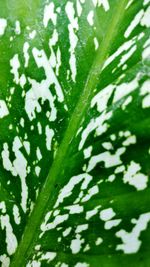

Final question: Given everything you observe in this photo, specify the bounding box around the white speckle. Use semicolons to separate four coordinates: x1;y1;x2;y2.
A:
45;126;54;151
123;161;148;190
0;254;10;267
36;147;42;161
102;142;113;150
81;185;99;202
64;204;83;214
107;174;116;182
74;263;89;267
105;219;121;230
118;45;137;67
86;205;101;220
35;166;41;177
122;135;136;146
29;30;37;39
0;214;18;255
141;6;150;27
10;54;20;84
63;227;72;237
140;80;150;108
43;2;57;27
23;141;30;155
23;42;30;68
95;237;103;245
0;100;9;118
37;122;42;135
94;37;99;50
84;146;92;159
54;173;92;208
75;224;88;233
15;20;21;35
122;95;132;110
144;0;150;5
0;202;6;213
100;208;116;221
0;18;7;36
115;165;125;174
65;2;78;82
87;147;126;172
124;10;144;38
79;111;112;150
41;214;69;234
116;212;150;253
40;252;56;263
87;11;94;26
70;234;84;254
13;205;21;225
25;48;64;121
76;0;83;17
92;0;110;11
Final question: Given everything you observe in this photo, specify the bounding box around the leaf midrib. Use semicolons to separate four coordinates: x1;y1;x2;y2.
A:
10;1;128;266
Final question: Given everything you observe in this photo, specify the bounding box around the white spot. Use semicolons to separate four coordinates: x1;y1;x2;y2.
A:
91;85;114;113
86;206;101;220
35;166;41;177
87;147;126;172
116;212;150;254
124;10;144;38
122;95;132;110
94;37;99;50
64;204;83;214
23;141;30;155
81;185;99;202
36;147;42;161
43;2;57;27
118;45;137;67
0;18;7;36
40;252;56;263
23;42;30;68
29;30;37;39
100;208;116;221
92;0;110;11
10;54;20;84
141;6;150;27
102;142;113;150
95;237;103;245
87;11;94;26
45;126;54;151
84;146;92;159
105;219;121;230
41;214;69;233
0;254;10;267
70;234;84;254
74;263;89;267
122;135;136;146
75;224;88;233
65;2;78;82
13;205;21;225
63;227;72;237
54;173;92;208
0;100;9;118
15;20;21;35
123;161;148;190
0;214;18;255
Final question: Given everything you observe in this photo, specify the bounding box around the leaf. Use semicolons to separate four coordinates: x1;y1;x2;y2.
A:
0;0;150;266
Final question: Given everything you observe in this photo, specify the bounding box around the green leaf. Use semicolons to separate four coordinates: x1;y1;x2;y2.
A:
0;0;150;266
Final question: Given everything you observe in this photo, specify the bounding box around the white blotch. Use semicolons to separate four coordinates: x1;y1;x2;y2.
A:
0;214;18;255
74;263;89;267
140;80;150;108
54;173;92;208
40;252;56;263
63;227;72;237
23;42;30;68
118;45;136;67
13;205;21;225
65;2;78;82
91;84;114;113
105;219;121;230
35;166;41;177
64;204;83;214
15;20;21;35
115;165;125;174
116;212;150;253
0;18;7;36
102;142;113;150
122;95;132;110
23;141;30;155
86;205;101;220
75;224;88;233
43;2;57;27
95;237;103;245
81;185;99;202
87;147;126;172
36;147;42;161
107;174;116;182
84;146;92;159
79;111;112;150
92;0;110;11
123;161;148;190
122;135;136;146
45;126;54;151
124;10;144;38
87;11;94;26
94;37;99;50
10;54;20;84
29;30;37;39
141;6;150;27
0;254;10;267
76;0;83;17
0;202;6;213
70;234;84;254
144;0;150;5
100;208;116;221
0;100;9;118
41;213;69;234
25;48;64;121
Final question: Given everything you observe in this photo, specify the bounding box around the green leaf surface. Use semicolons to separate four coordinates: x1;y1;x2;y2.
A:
0;0;150;266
